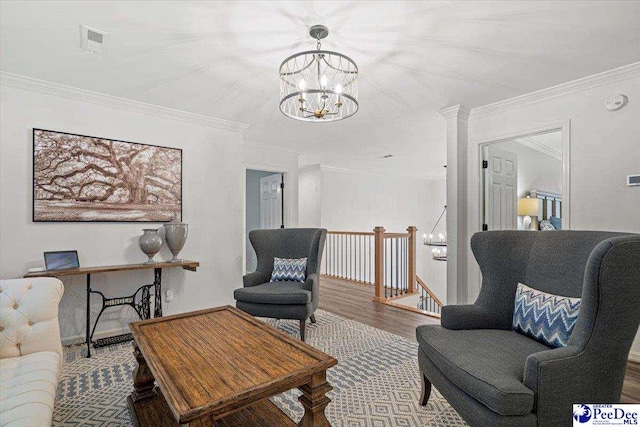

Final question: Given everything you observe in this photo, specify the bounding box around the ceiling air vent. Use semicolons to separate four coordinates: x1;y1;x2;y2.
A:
80;25;109;54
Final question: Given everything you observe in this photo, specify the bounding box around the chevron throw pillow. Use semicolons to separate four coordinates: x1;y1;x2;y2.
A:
512;283;581;348
271;257;307;283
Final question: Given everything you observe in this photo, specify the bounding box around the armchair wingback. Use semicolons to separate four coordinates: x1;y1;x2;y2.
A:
235;228;327;341
417;231;640;427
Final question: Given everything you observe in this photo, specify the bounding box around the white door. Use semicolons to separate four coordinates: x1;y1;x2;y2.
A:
484;146;518;230
260;173;283;229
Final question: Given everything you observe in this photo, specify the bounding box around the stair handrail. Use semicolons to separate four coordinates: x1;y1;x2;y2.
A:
416;275;444;308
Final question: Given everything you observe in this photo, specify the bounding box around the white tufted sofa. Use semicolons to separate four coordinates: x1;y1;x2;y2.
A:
0;278;64;427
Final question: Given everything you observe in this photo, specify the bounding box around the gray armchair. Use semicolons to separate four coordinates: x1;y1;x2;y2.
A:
417;231;640;427
234;228;327;341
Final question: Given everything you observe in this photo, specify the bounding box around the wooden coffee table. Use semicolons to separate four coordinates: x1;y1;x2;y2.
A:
127;305;338;427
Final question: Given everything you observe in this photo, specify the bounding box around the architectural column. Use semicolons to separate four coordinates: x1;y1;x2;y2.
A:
439;105;470;305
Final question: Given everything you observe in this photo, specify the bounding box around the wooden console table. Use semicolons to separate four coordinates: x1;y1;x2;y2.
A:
24;260;199;358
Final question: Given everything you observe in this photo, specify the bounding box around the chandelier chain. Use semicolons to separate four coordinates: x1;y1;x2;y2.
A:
430;206;447;235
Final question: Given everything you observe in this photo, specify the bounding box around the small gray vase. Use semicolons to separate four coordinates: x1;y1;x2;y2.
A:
164;213;188;263
139;229;162;264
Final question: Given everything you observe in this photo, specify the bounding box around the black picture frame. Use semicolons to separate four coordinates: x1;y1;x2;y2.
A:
32;128;183;223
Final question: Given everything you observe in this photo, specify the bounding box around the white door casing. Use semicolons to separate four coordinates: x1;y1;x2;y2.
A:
260;173;283;229
484;146;518;230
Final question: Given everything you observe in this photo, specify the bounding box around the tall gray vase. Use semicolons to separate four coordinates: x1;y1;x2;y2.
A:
139;229;162;264
164;214;188;263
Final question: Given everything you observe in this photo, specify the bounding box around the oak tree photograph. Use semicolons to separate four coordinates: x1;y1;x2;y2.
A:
33;129;182;222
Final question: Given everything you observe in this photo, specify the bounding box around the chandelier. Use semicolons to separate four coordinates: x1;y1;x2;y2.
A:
423;205;447;261
279;25;359;122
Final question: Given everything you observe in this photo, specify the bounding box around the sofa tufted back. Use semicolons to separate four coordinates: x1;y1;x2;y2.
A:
0;277;64;359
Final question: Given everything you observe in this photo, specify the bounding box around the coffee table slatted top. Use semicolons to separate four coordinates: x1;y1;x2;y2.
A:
129;306;337;424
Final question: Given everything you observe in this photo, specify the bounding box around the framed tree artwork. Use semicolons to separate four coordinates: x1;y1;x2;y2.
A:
33;129;182;222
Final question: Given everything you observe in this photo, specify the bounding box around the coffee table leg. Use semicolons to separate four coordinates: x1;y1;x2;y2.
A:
131;341;157;402
298;371;333;427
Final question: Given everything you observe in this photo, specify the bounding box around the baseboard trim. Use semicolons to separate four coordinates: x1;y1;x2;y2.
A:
61;326;130;347
629;351;640;364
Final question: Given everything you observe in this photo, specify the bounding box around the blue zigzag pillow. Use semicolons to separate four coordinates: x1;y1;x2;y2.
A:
512;283;581;348
271;257;307;283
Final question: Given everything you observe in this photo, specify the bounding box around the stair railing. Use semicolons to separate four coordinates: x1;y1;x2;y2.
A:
321;231;375;285
321;226;417;297
416;276;443;317
321;225;442;317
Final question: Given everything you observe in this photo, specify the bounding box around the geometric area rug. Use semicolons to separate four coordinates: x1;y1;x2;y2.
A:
53;309;467;426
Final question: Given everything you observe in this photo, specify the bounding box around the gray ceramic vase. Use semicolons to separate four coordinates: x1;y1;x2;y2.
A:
139;229;163;264
164;214;188;263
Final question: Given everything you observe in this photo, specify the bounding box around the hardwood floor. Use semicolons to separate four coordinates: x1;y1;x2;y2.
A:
318;275;640;404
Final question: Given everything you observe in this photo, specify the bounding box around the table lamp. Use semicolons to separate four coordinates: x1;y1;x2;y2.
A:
517;196;540;230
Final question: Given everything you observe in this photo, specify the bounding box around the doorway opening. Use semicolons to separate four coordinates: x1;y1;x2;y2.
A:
245;169;285;272
481;129;567;231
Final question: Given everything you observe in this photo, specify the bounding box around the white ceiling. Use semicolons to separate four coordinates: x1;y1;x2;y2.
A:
2;1;639;179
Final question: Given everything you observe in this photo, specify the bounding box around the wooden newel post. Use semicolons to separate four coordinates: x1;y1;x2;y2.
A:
407;226;417;293
373;226;385;301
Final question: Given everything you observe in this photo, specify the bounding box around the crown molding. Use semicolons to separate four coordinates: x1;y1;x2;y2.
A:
470;62;640;119
439;104;471;120
318;164;445;181
0;72;250;133
298;164;322;174
515;136;562;161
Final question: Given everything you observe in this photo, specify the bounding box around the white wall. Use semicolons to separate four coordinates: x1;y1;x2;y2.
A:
464;65;640;360
301;166;447;302
245;169;276;272
298;165;322;228
0;77;300;343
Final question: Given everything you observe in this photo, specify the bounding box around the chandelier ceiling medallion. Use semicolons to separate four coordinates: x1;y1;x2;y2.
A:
279;25;359;122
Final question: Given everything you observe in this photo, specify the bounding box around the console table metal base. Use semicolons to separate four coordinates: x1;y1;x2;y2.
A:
93;332;134;348
86;269;162;358
22;260;200;359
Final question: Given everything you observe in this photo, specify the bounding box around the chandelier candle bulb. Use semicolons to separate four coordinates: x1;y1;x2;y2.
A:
439;233;444;243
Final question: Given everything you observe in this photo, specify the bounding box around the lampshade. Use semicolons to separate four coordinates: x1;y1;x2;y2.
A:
517;197;540;216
